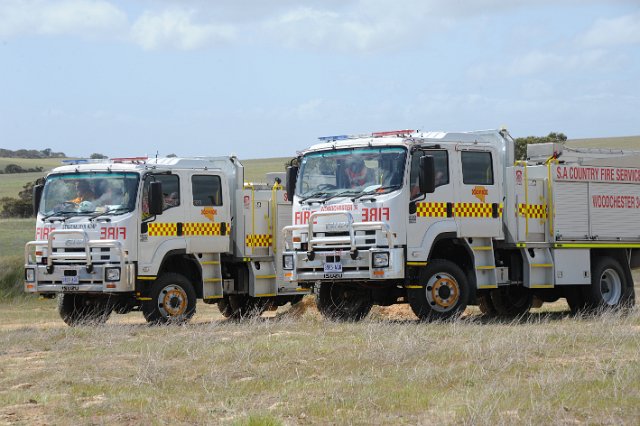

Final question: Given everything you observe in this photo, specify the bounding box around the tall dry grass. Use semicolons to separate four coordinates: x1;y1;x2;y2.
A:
1;296;638;425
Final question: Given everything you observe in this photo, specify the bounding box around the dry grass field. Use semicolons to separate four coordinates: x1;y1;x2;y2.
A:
1;296;639;425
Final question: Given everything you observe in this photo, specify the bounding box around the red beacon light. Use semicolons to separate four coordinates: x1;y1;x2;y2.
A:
110;156;148;164
371;129;416;137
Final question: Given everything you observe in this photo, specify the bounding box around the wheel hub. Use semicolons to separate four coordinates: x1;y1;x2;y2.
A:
159;285;187;317
427;274;460;311
599;268;622;306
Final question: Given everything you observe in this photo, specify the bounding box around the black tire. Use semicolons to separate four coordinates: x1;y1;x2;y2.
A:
407;260;469;321
217;296;234;318
142;273;196;324
227;294;268;319
316;283;372;321
489;286;533;317
58;294;112;326
564;285;588;314
583;256;634;311
477;291;497;316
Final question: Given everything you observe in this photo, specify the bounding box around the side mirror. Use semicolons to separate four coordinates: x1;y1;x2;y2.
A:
149;181;164;216
419;156;436;194
286;166;298;203
33;184;44;216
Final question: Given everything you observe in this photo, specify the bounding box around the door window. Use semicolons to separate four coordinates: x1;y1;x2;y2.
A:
461;151;493;185
192;175;222;206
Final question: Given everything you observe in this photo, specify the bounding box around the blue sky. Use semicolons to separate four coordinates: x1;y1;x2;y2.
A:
1;0;639;159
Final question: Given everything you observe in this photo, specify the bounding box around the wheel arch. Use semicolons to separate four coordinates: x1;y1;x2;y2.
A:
590;248;635;302
158;250;203;299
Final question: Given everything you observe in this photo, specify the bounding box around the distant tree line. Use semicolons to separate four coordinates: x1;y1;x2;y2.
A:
0;164;44;174
0;180;41;218
514;132;567;160
0;148;66;158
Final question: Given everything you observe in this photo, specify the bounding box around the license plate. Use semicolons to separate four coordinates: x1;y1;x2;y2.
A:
62;276;79;284
61;285;79;292
324;262;343;279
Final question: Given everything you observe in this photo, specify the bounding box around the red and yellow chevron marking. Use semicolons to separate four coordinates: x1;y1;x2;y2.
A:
184;222;228;236
416;202;447;217
148;222;177;236
518;204;547;219
246;234;272;247
454;202;496;218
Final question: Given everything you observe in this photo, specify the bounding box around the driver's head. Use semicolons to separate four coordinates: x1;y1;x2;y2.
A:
75;180;91;194
346;158;365;174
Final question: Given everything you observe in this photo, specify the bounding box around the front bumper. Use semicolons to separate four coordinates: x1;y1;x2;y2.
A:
283;247;405;283
24;263;136;294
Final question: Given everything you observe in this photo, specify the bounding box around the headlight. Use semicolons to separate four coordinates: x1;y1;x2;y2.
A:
372;252;389;268
105;267;121;282
283;254;294;270
25;268;35;282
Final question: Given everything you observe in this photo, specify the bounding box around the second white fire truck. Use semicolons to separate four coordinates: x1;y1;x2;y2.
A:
282;129;639;320
24;156;308;325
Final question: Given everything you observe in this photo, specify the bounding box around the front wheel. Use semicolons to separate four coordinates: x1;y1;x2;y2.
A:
316;283;372;321
407;260;469;321
142;273;196;324
58;294;112;326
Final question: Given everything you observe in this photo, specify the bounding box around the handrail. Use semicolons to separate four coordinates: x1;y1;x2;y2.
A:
282;210;395;252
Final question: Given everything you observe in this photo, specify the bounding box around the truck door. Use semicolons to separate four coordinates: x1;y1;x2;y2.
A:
407;148;457;258
184;173;231;254
454;148;502;237
139;173;185;268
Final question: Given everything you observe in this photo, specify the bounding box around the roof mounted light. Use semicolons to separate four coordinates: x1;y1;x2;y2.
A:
110;156;148;164
371;129;416;137
318;135;349;142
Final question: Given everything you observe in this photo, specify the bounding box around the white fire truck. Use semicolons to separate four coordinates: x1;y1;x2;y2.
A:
24;156;308;325
282;129;639;320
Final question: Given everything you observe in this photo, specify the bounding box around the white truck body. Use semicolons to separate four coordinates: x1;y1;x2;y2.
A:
282;130;639;320
24;156;308;324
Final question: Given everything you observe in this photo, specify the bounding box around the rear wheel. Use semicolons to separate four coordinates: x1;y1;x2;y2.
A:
489;286;533;316
142;273;196;324
583;257;634;311
316;283;372;321
217;296;234;318
58;294;112;326
407;260;469;321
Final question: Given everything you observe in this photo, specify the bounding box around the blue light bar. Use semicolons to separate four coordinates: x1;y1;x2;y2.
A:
318;135;349;142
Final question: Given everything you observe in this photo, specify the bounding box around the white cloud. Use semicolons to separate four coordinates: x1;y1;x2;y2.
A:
130;8;236;50
508;49;614;76
0;0;127;38
581;12;640;47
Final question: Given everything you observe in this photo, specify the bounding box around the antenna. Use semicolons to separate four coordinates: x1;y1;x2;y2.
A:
155;150;159;160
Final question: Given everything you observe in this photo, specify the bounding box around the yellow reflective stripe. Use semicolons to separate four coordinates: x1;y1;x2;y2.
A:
246;234;273;247
201;261;220;265
478;285;498;289
531;264;553;268
254;293;276;297
529;284;554;289
405;285;423;289
203;295;223;300
295;287;308;292
255;275;276;279
406;261;427;266
137;297;152;301
472;246;492;251
518;203;547;219
203;278;222;283
555;243;640;249
137;276;156;281
476;266;495;270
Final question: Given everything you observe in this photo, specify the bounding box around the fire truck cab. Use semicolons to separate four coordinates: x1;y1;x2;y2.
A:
25;156;308;325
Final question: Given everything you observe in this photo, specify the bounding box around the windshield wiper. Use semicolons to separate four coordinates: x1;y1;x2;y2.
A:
42;210;77;222
322;189;361;203
89;207;130;221
299;191;330;203
351;184;402;201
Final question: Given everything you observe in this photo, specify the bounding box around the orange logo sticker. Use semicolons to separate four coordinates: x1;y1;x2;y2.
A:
200;207;217;221
472;186;488;203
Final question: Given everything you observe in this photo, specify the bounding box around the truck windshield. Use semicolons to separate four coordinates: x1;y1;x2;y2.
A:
39;172;140;216
297;147;407;199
